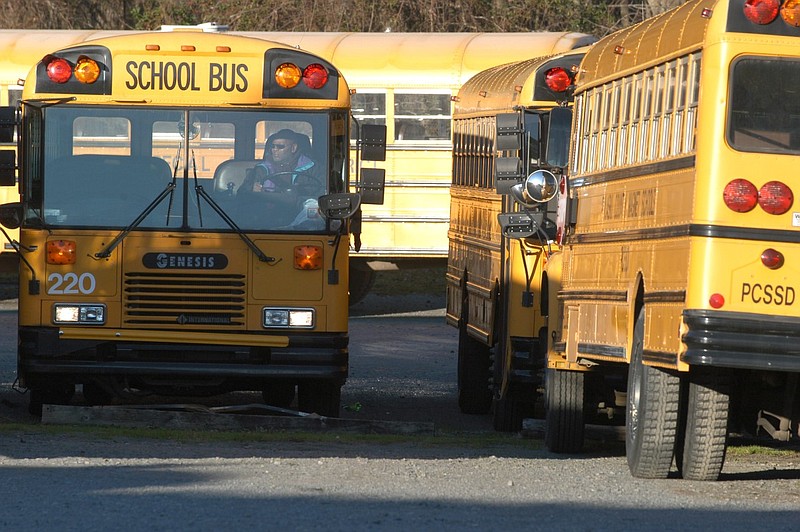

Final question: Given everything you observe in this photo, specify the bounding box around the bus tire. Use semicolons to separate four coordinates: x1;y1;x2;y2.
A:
544;367;585;453
28;382;76;417
262;381;297;409
349;266;376;306
458;326;492;415
677;368;730;481
626;309;680;479
492;391;523;432
298;380;341;417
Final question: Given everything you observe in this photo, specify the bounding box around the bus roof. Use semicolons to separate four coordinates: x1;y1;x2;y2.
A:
23;31;349;106
576;0;711;90
454;48;590;118
0;29;596;90
242;32;597;88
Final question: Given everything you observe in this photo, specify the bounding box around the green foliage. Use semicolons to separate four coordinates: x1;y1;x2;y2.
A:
0;1;687;35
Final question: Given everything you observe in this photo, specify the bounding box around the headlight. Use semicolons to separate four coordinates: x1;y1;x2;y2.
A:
53;304;105;324
263;308;315;329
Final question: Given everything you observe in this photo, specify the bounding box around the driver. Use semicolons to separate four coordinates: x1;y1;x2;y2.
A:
237;129;324;227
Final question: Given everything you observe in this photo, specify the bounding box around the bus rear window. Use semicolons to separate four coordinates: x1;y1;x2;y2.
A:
728;57;800;154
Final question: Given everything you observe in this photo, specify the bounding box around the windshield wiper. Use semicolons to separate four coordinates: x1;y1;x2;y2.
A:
194;184;276;263
188;150;274;263
94;182;176;259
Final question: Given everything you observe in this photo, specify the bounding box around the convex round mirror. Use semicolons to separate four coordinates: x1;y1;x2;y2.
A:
509;169;558;207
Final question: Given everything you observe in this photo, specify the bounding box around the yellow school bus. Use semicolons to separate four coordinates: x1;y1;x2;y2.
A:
447;49;589;431
506;0;800;480
0;29;596;299
0;30;385;416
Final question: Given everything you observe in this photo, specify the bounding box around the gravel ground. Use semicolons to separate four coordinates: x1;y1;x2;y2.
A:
1;269;799;530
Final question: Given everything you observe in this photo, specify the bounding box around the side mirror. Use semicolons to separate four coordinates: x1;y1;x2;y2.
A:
360;124;386;161
359;168;385;205
509;169;558;207
318;193;361;220
495;112;522;151
0;150;15;187
0;106;15;144
498;211;544;239
0;202;21;229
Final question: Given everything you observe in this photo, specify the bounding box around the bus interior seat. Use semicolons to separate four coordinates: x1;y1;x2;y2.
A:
212;159;260;196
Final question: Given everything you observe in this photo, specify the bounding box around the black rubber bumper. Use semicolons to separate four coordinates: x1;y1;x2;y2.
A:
18;327;349;381
682;309;800;372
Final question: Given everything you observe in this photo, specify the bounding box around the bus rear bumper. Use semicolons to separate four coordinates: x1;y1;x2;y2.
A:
682;309;800;372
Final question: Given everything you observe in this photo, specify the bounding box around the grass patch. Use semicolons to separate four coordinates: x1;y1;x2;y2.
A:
727;444;800;458
0;421;541;450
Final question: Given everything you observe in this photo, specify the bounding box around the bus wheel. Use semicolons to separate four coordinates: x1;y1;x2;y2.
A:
349;266;376;306
458;326;492;415
676;368;730;481
298;380;341;417
544;367;585;452
493;391;523;432
626;309;680;479
82;382;114;406
262;381;296;409
28;383;76;416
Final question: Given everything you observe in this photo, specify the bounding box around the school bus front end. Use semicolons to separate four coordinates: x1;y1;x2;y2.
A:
2;32;384;416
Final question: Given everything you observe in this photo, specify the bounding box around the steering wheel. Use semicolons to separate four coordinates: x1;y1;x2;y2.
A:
265;170;325;194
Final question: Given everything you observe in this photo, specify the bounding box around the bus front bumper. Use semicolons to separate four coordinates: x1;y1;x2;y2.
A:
682;309;800;372
17;327;349;384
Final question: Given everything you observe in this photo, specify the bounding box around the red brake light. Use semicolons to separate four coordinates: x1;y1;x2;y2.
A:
761;248;785;269
45;56;72;84
743;0;780;24
709;293;725;309
723;179;758;212
302;63;328;89
544;67;572;93
758;181;793;214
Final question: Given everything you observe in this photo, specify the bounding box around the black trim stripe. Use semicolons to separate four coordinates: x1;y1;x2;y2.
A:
558;289;627;302
643;291;686;304
689;224;800;244
578;343;625;359
569;223;800;246
643;350;678;367
571;224;690;244
573;156;695;187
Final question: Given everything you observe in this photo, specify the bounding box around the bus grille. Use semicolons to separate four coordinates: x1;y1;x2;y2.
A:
123;272;246;328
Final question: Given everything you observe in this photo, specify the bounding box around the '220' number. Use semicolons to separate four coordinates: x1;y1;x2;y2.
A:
47;272;97;295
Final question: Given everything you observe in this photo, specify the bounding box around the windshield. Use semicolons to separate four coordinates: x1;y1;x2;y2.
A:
728;57;800;155
31;106;348;232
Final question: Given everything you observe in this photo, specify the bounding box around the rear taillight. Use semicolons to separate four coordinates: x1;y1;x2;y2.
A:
758;181;793;214
761;248;785;269
723;179;758;212
723;179;792;215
